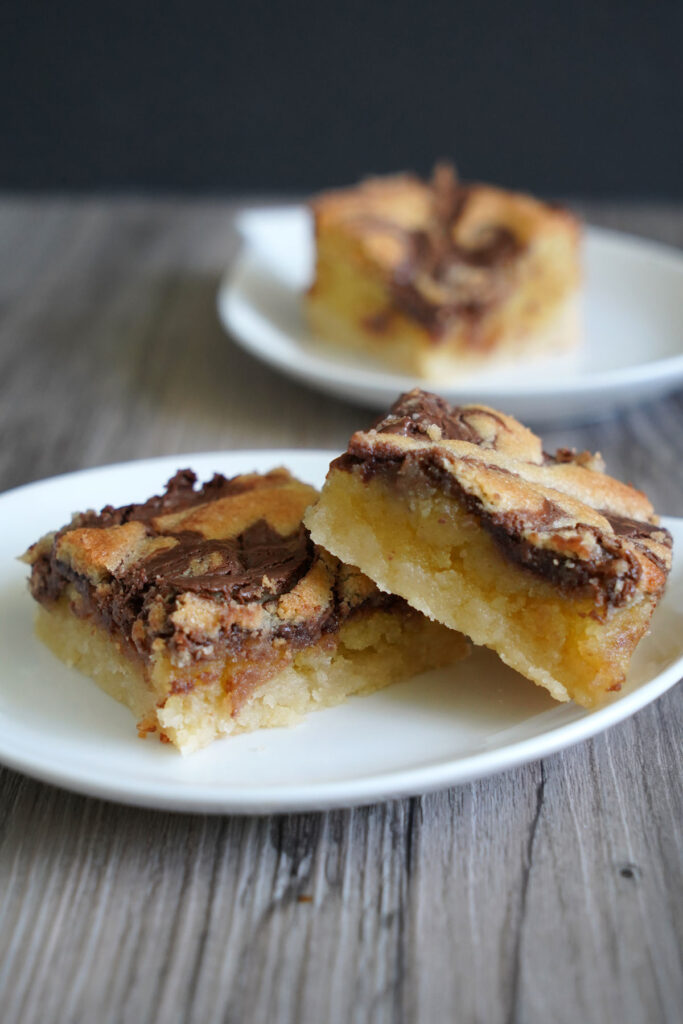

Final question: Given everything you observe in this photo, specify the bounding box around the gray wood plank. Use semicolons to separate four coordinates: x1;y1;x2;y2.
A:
0;197;681;1024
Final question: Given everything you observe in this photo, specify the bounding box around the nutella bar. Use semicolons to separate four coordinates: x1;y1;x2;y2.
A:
24;467;467;752
306;164;581;379
305;391;672;707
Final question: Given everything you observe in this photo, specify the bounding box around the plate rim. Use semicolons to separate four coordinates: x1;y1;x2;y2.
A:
218;215;683;402
1;450;681;815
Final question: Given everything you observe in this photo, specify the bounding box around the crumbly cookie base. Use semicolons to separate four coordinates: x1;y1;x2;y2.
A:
36;600;467;754
305;469;656;708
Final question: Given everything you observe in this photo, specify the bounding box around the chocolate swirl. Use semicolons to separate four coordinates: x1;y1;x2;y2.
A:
137;520;313;603
371;390;511;444
380;164;524;335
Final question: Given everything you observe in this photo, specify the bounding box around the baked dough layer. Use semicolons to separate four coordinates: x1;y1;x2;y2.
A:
305;391;672;707
36;597;465;754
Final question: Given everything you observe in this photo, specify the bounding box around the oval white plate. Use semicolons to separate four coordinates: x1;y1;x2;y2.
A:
1;450;681;814
218;207;683;423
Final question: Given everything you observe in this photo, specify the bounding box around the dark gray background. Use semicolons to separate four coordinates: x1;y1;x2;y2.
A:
3;0;682;196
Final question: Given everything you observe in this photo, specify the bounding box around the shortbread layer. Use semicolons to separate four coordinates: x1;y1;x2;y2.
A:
36;597;463;754
305;391;672;707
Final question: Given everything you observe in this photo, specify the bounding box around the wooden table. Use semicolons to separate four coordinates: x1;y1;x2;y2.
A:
0;198;681;1024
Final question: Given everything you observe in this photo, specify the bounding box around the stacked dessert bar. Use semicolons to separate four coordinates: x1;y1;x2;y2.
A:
24;392;672;752
305;391;672;708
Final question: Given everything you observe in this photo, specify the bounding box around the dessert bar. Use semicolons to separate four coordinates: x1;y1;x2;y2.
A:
305;391;672;707
306;164;581;379
24;467;467;753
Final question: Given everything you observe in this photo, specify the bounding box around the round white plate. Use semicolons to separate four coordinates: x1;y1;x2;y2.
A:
1;451;681;814
218;207;683;423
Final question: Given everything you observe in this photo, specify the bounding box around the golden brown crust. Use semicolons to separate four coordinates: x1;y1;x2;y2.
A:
55;523;178;584
150;468;317;539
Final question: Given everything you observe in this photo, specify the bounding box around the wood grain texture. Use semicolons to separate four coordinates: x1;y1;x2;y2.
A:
0;197;681;1024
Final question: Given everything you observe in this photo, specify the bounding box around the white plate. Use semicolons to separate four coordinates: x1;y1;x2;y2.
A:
1;451;681;814
218;207;683;423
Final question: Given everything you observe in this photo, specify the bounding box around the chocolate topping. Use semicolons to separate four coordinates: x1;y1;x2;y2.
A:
600;511;672;573
368;164;525;336
76;469;258;530
602;512;665;540
28;470;402;677
139;521;312;602
370;390;511;444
